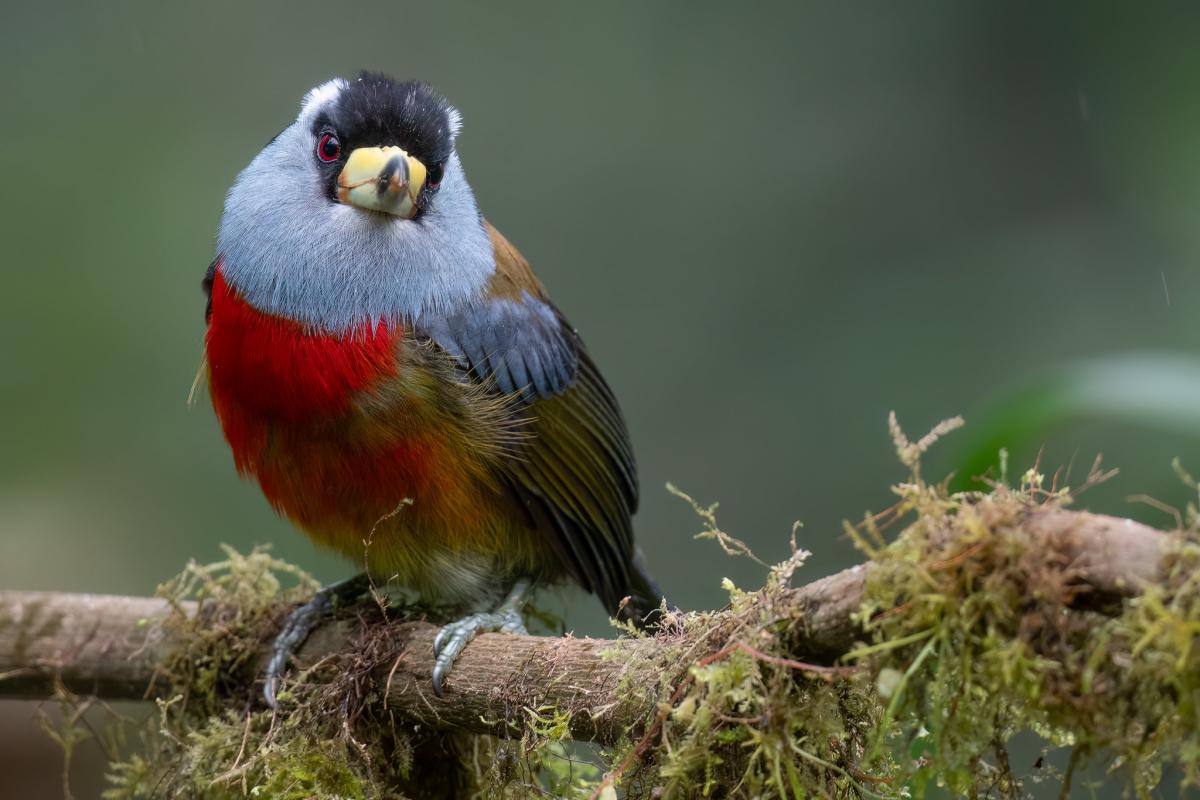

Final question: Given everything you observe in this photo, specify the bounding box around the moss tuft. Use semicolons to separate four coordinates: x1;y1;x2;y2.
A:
101;548;413;799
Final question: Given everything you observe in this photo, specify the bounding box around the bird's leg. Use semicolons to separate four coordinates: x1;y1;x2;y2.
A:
431;578;531;697
264;572;373;708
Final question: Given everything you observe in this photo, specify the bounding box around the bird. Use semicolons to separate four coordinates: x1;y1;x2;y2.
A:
201;72;666;704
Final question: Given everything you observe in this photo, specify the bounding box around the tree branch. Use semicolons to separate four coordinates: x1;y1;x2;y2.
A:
0;508;1175;746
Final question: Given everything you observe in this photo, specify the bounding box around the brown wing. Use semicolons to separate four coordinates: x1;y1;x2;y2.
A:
419;223;639;613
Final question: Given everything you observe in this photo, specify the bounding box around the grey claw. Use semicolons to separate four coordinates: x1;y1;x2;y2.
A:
432;662;445;696
263;591;332;708
262;574;370;708
431;607;528;697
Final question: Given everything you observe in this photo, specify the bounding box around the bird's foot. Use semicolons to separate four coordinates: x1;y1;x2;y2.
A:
431;579;530;697
264;573;372;708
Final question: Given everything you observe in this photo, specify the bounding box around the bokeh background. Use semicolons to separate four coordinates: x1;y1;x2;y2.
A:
3;2;1200;797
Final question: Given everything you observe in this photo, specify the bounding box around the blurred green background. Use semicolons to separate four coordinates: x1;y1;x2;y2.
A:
3;1;1200;796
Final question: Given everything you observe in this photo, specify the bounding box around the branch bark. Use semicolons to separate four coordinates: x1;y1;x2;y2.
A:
0;508;1175;745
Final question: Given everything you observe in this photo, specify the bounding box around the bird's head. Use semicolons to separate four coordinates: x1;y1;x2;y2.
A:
217;73;495;332
309;75;456;220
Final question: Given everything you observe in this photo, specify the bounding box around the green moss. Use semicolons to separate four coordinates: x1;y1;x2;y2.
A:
844;421;1200;798
100;548;412;799
99;418;1200;799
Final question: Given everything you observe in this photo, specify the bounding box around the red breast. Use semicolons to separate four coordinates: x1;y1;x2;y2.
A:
205;263;401;424
204;260;508;562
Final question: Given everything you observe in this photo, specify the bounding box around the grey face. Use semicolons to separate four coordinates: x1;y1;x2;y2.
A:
216;77;496;333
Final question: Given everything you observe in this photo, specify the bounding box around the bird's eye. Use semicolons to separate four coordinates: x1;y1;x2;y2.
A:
316;133;341;163
427;162;445;189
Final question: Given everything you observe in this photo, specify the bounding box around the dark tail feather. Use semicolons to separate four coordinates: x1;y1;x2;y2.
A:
618;549;674;630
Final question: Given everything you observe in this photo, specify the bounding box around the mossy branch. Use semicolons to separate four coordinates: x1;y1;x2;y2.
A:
10;416;1198;797
0;506;1173;746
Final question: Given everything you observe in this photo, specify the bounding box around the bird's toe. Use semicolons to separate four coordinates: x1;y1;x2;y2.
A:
264;591;333;708
262;573;371;708
431;609;528;697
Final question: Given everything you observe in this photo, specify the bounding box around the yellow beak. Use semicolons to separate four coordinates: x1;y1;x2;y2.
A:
336;146;428;219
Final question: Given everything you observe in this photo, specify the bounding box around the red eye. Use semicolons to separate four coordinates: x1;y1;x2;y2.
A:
316;133;341;163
